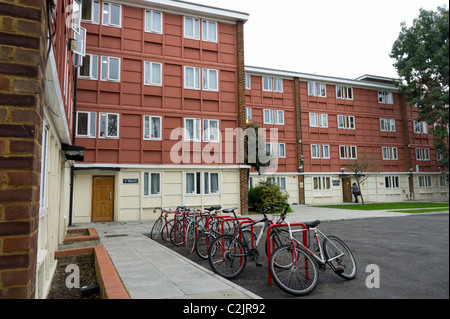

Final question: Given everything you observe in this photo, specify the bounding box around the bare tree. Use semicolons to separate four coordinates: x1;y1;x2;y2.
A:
346;157;380;205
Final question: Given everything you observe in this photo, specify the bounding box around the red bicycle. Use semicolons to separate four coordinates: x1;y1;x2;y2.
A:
150;207;175;242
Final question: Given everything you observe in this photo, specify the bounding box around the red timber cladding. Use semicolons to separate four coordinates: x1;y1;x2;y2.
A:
299;81;409;173
76;6;239;165
245;76;298;173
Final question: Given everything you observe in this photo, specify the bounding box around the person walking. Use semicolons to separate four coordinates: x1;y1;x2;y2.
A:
352;182;359;203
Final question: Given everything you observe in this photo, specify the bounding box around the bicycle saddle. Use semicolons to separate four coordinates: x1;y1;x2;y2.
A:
304;220;320;228
223;207;238;213
204;206;222;211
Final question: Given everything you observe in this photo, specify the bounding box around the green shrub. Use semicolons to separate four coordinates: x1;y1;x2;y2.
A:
248;180;288;212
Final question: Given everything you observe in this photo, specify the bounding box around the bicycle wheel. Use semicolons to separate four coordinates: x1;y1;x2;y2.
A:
195;232;215;260
208;234;247;279
323;235;357;280
170;219;184;246
150;217;163;240
269;244;319;296
161;219;173;242
185;222;196;253
265;228;290;256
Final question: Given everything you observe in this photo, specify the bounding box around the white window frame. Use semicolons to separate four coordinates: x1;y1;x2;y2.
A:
418;175;432;188
382;147;398;160
203;119;220;142
143;115;162;140
439;175;447;187
99;112;119;138
385;176;400;189
78;54;98;80
185;172;201;195
338;115;355;129
245;74;251;89
308;82;326;97
414;121;428;134
76;111;96;138
275;110;284;125
313;176;331;191
184;16;200;40
311;144;320;159
262;77;272;92
336;85;353;100
321;145;330;159
81;0;100;24
245;108;252;120
202;19;217;42
144;61;162;86
423;148;430;161
312;144;330;159
273;77;283;93
184;118;201;142
39;121;49;217
102;2;121;27
72;0;81;34
276;177;286;191
143;172;161;196
101;56;120;82
319;113;328;128
184;66;200;90
378;91;393;104
278;143;286;158
309;113;319;127
380;118;396;132
145;9;163;34
202;68;218;91
264;109;274;124
204;172;220;195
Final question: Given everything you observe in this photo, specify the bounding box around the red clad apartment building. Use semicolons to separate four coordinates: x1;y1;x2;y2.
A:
0;0;448;298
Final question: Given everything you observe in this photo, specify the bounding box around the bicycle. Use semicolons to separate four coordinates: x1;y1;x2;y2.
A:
268;203;357;296
207;206;276;279
150;207;174;242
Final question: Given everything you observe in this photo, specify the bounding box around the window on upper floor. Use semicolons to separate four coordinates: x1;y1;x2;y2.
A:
145;9;162;33
81;0;100;24
337;115;355;129
264;109;273;124
414;121;428;134
382;147;398;160
143;115;161;140
144;61;162;86
245;74;251;89
203;119;219;142
336;85;353;100
380;118;396;132
378;91;393;104
202;68;218;91
245;108;252;121
202;20;217;42
308;82;326;97
275;110;284;125
76;111;96;138
102;2;121;27
309;113;328;128
78;54;98;80
184;66;200;90
184;17;200;40
311;144;330;159
339;145;357;159
184;118;201;142
263;76;283;92
99;112;119;138
101;56;120;82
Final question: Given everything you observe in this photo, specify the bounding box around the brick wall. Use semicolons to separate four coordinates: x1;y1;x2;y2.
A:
0;0;47;299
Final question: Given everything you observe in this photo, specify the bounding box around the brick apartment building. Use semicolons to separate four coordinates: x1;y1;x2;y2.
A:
0;0;447;299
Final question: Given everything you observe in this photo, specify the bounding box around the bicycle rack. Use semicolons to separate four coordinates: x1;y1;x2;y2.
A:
266;222;308;285
220;216;253;235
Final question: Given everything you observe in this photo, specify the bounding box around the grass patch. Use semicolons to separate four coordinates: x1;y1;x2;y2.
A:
313;202;449;211
390;208;449;214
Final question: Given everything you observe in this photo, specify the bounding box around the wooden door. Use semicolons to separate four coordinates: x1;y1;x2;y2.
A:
92;176;114;222
342;177;352;203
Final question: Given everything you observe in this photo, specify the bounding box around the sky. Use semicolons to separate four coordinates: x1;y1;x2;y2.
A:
186;0;447;80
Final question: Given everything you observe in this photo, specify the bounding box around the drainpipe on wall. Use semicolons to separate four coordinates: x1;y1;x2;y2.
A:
69;71;78;226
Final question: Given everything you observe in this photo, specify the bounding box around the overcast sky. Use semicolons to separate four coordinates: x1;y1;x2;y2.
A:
187;0;447;79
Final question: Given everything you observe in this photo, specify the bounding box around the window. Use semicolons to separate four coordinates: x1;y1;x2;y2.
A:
382;147;398;160
144;172;161;196
309;113;327;128
81;0;100;24
263;77;282;92
264;110;273;124
439;176;447;187
423;148;430;161
72;0;81;33
203;119;219;142
184;17;200;39
184;118;201;141
313;176;331;191
202;20;217;42
145;10;162;33
78;54;98;79
414;121;428;134
262;77;272;92
245;74;251;89
186;172;201;195
340;145;357;159
278;143;286;158
308;82;326;97
378;91;393;104
102;2;121;27
418;175;432;188
311;144;329;159
76;111;96;137
385;176;400;189
245;108;252;121
202;68;218;91
336;85;353;100
416;148;423;161
338;115;355;129
99;113;119;138
39;121;49;217
380;119;396;132
275;110;284;125
204;172;219;194
184;66;200;90
416;148;430;161
144;61;162;86
277;177;286;191
143;116;161;140
101;56;120;82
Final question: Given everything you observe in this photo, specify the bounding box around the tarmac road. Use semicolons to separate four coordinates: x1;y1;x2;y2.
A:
154;213;449;299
